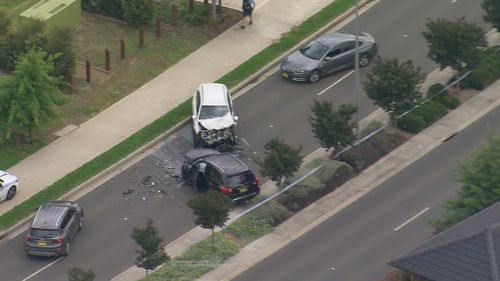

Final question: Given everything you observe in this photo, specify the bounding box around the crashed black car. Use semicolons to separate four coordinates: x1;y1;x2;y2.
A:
181;149;260;202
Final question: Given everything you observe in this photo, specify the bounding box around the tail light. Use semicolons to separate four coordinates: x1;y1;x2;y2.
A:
24;236;32;241
219;186;232;194
54;237;64;244
253;176;259;186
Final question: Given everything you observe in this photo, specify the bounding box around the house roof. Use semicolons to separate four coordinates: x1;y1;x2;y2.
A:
390;201;500;281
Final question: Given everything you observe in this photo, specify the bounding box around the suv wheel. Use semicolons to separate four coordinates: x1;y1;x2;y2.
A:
6;186;16;200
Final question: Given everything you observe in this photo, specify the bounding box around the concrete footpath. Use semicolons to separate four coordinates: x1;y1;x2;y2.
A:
0;0;350;217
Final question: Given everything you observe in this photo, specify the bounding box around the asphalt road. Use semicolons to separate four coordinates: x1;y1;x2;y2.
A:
233;97;500;281
0;0;489;280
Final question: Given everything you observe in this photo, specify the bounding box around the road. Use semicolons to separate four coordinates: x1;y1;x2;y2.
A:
0;0;488;280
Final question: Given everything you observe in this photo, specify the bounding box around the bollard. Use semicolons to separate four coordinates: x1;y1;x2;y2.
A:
120;39;125;59
155;16;161;37
138;28;144;49
189;0;194;13
172;4;178;25
105;49;110;71
85;60;91;83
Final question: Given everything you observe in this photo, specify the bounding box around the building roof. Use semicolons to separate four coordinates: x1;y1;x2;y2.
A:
390;201;500;281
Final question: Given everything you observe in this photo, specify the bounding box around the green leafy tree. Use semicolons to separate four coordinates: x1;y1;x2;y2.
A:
0;10;11;35
67;267;95;281
309;100;357;151
131;218;170;278
431;133;500;233
0;49;62;145
422;17;486;74
364;57;425;122
256;138;303;188
482;0;500;32
187;190;231;248
121;0;154;26
45;26;76;81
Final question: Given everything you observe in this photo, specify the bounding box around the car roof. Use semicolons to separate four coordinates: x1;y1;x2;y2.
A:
202;153;250;176
316;32;372;47
198;83;228;106
31;201;74;230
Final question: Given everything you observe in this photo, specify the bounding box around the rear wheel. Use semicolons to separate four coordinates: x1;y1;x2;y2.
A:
359;53;371;67
6;186;16;200
308;70;321;83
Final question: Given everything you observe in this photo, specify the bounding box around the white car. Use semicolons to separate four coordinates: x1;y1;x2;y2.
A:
192;83;238;147
0;170;18;202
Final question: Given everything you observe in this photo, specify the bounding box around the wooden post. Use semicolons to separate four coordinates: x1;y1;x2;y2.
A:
105;49;110;71
85;60;91;83
155;16;161;37
189;0;194;13
138;28;144;49
120;39;125;59
171;4;178;25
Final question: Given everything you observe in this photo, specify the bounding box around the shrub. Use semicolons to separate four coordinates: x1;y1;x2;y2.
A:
179;1;209;25
339;148;364;173
82;0;123;19
397;112;426;133
427;83;461;109
121;0;155;26
414;100;448;125
460;47;500;90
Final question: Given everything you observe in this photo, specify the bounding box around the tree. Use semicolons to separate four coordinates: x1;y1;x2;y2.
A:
363;57;425;122
0;10;11;35
0;49;63;145
309;100;357;151
431;133;500;233
187;190;231;248
45;26;76;82
422;17;486;75
121;0;154;26
130;218;170;278
67;267;95;281
482;0;500;32
256;138;303;188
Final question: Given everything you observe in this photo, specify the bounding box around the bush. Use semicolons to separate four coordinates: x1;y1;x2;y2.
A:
82;0;123;19
428;82;460;110
397;112;426;134
179;1;209;25
413;100;448;125
460;47;500;90
121;0;155;26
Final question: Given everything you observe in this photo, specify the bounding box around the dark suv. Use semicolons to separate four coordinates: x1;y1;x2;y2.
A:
24;201;83;256
182;149;260;202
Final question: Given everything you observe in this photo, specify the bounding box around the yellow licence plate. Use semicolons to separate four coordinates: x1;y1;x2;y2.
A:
38;241;47;247
239;187;248;193
282;72;289;78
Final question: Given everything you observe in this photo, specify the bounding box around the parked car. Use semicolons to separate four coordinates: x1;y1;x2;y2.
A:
280;32;378;83
0;170;18;202
24;201;84;256
192;83;239;148
181;149;260;202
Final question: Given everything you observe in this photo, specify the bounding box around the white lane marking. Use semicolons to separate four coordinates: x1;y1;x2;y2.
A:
176;181;185;187
22;257;63;281
331;267;336;270
394;207;430;231
240;137;251;147
317;70;354;96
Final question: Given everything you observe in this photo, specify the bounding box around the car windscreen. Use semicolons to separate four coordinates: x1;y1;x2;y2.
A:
199;105;229;120
224;171;254;188
300;40;329;60
30;228;59;238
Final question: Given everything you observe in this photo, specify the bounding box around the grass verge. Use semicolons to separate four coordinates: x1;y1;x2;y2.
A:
0;0;355;232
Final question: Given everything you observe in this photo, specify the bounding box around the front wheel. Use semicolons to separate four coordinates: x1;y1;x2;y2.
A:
308;70;321;83
6;186;16;200
78;216;83;230
359;53;371;67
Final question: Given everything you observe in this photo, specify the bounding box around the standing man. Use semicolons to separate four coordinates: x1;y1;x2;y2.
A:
241;0;255;29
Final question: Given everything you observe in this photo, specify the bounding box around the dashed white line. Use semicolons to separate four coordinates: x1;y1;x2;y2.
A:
22;257;63;281
394;207;430;231
317;70;354;96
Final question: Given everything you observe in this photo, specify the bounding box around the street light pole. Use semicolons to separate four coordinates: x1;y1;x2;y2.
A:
354;0;361;140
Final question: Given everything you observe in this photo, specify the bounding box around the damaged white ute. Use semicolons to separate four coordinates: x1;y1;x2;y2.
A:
0;170;18;202
192;83;239;147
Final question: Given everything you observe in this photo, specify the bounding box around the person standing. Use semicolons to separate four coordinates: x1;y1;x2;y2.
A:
241;0;255;29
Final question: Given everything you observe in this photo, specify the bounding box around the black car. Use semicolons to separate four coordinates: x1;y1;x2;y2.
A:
24;201;83;256
182;149;260;202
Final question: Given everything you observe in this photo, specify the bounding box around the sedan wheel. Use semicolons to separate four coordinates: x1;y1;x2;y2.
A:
6;186;16;200
308;70;321;83
359;53;371;67
78;217;83;230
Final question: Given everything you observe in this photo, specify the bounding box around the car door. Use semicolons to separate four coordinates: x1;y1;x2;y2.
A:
63;209;77;239
321;41;356;74
204;164;223;191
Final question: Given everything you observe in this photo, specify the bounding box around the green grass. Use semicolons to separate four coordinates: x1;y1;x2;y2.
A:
0;0;355;231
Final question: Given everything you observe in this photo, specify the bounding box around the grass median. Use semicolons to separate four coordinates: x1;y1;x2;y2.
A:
0;0;356;232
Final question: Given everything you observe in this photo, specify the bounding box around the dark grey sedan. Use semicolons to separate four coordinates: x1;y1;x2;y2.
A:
280;32;378;83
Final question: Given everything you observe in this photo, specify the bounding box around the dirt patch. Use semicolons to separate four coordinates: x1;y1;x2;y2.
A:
224;233;249;248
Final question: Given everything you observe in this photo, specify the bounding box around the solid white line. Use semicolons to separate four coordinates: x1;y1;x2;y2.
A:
22;257;63;281
394;207;430;231
240;137;251;147
317;70;354;96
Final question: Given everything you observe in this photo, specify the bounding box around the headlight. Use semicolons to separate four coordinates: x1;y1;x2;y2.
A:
294;70;305;73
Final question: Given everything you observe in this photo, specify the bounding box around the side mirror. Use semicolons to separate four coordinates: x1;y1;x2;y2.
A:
324;57;332;61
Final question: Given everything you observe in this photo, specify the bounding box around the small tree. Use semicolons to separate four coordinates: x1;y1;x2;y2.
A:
363;57;425;122
0;49;63;145
256;138;303;188
131;218;170;279
482;0;500;32
45;26;76;82
187;190;231;248
67;267;95;281
309;100;357;151
422;17;486;75
121;0;155;26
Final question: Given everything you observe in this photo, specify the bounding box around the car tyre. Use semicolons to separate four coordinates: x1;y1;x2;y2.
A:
359;53;371;67
78;216;83;231
63;241;70;256
308;70;321;83
6;186;16;200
